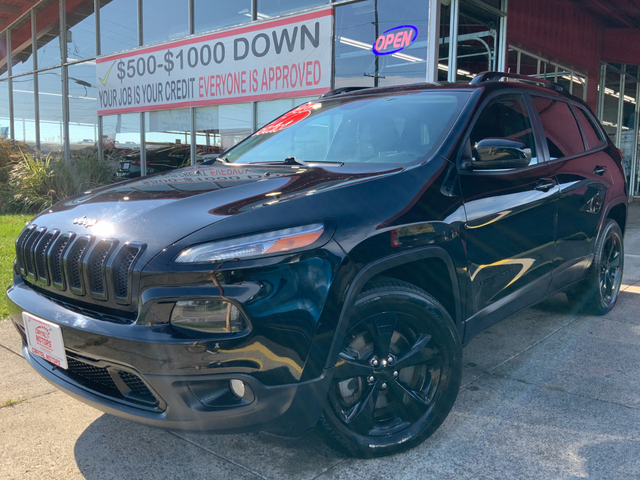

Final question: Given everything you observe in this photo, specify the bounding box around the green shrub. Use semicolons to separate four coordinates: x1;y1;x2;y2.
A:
4;152;57;214
0;137;19;187
2;148;117;214
52;152;117;200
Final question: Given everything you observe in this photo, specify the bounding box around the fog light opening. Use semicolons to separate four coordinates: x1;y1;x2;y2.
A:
229;379;246;399
170;299;250;336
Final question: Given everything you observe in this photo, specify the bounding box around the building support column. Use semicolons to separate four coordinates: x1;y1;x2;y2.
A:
32;9;40;154
447;0;459;83
60;0;71;162
498;0;508;72
426;0;441;83
7;28;14;141
140;112;146;176
190;106;196;165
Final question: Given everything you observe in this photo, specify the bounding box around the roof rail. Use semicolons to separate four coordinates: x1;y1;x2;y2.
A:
470;71;568;94
320;86;370;99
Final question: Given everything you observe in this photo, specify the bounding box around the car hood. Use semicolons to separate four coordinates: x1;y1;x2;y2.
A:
30;163;399;253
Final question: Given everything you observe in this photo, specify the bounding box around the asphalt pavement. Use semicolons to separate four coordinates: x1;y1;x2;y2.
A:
2;205;640;479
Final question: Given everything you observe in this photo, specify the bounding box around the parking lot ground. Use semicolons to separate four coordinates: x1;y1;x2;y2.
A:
2;205;640;479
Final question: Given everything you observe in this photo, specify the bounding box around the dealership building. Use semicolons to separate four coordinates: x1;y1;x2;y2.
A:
2;0;640;193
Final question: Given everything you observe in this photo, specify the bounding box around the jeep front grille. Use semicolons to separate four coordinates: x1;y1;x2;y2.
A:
15;224;144;306
113;245;140;300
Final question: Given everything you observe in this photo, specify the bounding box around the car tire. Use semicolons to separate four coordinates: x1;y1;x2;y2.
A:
566;218;624;315
320;277;462;458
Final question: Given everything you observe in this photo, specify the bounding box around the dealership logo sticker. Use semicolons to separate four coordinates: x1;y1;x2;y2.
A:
372;25;418;56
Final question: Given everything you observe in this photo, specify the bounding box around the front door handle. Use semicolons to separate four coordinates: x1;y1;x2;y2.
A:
534;178;557;192
594;165;606;176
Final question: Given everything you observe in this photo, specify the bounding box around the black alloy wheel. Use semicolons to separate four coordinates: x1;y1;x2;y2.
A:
567;219;624;315
320;278;462;458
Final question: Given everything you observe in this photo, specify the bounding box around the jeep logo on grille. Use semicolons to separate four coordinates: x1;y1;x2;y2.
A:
73;216;98;228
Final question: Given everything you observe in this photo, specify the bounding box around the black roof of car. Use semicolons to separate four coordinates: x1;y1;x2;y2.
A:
320;71;583;104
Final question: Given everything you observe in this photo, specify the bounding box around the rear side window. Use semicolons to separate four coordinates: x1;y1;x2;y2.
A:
573;107;604;149
531;96;585;159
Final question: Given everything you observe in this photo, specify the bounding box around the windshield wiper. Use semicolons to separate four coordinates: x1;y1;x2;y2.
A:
240;157;344;167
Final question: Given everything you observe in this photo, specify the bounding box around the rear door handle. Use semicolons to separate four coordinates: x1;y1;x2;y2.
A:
534;178;557;192
594;165;606;176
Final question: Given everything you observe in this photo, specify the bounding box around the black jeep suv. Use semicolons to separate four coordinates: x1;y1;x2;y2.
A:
8;73;627;458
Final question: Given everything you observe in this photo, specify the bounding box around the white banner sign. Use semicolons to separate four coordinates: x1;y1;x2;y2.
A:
96;9;333;115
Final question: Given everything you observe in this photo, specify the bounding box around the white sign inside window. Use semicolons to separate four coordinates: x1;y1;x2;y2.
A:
96;9;333;115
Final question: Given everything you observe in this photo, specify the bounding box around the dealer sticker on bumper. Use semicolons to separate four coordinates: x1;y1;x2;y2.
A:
22;312;68;370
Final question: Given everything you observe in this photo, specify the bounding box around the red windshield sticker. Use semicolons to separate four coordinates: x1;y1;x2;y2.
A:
256;103;319;135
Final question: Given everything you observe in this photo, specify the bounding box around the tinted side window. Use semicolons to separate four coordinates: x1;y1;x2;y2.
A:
532;96;585;159
470;94;538;165
573;107;604;149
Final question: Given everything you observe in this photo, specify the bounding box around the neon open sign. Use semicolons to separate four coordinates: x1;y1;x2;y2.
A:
372;25;418;56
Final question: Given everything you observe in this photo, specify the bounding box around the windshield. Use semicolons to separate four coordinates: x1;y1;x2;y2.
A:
223;91;470;166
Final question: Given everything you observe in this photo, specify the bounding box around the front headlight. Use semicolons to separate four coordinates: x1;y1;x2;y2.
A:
175;223;325;263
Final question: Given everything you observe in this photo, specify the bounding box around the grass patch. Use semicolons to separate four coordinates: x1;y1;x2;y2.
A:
0;214;31;320
0;396;28;408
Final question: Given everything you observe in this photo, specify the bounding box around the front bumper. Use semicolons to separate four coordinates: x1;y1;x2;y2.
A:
7;282;332;436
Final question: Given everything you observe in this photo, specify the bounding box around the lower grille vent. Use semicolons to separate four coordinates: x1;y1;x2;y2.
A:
65;356;159;408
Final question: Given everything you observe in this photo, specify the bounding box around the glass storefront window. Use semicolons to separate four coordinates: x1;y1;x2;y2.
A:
38;68;64;153
143;0;189;45
69;62;98;154
67;0;96;62
0;80;9;137
507;48;518;76
539;61;555;81
509;46;587;101
572;75;586;101
194;0;251;34
597;63;640;196
518;51;538;77
144;109;192;169
619;66;637;180
334;0;429;89
195;103;252;155
10;18;34;77
37;0;62;69
102;113;141;161
13;75;36;147
601;65;621;146
99;0;138;55
256;0;329;19
456;1;501;79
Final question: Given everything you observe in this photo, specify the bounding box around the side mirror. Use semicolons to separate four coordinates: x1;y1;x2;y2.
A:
464;138;531;170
